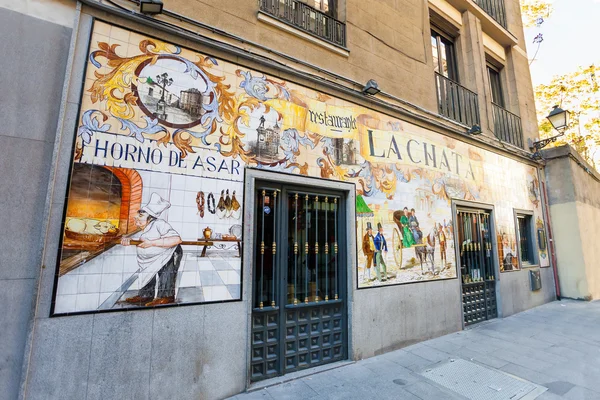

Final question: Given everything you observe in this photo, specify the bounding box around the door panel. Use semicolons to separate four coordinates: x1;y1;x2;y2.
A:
251;184;347;382
457;209;498;326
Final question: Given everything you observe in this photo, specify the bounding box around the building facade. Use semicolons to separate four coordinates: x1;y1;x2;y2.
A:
1;0;559;399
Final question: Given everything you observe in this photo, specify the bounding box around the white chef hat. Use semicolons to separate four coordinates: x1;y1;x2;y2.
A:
141;192;171;218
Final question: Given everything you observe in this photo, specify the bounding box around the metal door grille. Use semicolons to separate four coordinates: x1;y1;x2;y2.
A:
251;186;347;382
457;210;498;326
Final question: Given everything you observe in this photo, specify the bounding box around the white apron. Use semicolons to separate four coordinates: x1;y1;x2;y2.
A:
135;219;179;289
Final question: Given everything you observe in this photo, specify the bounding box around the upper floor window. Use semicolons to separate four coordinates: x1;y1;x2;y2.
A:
258;0;346;48
431;29;458;81
487;64;504;107
301;0;335;16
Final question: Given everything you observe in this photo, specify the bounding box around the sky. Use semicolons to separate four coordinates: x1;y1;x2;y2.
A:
524;0;600;87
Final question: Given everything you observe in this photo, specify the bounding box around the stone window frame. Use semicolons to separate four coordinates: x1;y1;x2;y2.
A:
429;10;463;85
513;209;539;268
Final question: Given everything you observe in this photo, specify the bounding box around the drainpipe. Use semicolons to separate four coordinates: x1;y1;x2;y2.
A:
538;168;561;300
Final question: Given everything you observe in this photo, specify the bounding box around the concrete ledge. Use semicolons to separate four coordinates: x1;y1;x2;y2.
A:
542;145;600;181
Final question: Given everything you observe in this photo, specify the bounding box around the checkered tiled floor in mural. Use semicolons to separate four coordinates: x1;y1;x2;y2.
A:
54;245;241;313
177;246;241;302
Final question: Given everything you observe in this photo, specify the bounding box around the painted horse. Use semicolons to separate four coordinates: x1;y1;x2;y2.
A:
415;227;438;274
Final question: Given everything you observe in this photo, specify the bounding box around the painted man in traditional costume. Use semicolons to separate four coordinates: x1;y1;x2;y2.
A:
409;208;423;244
373;222;388;282
438;223;447;266
362;222;375;281
121;193;183;306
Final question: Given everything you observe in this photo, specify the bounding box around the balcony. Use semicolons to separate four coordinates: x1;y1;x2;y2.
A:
492;103;523;148
259;0;346;48
473;0;507;29
435;73;480;128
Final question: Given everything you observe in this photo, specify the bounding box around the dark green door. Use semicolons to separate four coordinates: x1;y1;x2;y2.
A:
457;209;498;326
250;182;348;382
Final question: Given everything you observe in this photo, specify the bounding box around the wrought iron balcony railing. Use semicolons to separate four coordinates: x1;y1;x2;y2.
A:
473;0;507;28
435;73;480;128
259;0;346;48
492;102;523;148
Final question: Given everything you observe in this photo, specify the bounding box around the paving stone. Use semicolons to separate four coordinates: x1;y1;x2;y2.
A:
301;373;357;395
499;362;555;386
408;343;452;363
382;349;433;370
491;348;554;372
563;385;600;400
231;389;274;399
536;391;568;400
265;380;319;400
423;338;463;354
544;380;576;396
404;380;464;400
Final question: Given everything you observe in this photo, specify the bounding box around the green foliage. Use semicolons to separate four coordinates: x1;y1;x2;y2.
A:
534;64;600;167
520;0;554;28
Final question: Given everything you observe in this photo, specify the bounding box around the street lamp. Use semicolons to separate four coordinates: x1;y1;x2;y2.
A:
546;105;570;133
529;105;570;158
155;72;173;120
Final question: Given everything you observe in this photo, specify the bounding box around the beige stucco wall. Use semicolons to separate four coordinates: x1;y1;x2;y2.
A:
549;202;589;299
576;201;600;300
545;145;600;300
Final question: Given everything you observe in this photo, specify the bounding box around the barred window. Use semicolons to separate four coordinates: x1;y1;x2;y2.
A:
517;214;535;264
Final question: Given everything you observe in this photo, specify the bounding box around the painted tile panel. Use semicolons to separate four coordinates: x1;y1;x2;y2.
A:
52;21;545;315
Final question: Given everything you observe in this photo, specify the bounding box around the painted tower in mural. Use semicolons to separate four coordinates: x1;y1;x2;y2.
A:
334;138;357;165
256;115;281;159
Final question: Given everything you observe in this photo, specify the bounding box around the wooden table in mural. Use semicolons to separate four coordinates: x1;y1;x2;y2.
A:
196;238;242;258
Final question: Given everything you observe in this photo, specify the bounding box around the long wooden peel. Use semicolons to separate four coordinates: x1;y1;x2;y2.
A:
123;239;214;246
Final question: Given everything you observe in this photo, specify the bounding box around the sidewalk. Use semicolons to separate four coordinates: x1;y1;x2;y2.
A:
231;300;600;400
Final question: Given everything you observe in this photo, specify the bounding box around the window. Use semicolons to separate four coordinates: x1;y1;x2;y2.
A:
148;87;154;96
258;0;345;49
301;0;334;16
431;29;458;81
516;213;536;265
487;65;504;107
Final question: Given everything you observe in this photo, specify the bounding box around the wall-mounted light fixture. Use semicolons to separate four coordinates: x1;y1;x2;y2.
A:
362;79;380;95
140;0;163;14
530;105;570;158
467;124;482;135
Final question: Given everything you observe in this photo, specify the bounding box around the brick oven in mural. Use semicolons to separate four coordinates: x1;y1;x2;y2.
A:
59;164;143;275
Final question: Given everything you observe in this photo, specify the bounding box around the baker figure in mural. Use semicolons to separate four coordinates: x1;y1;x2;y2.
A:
374;222;388;282
362;222;375;281
120;193;183;306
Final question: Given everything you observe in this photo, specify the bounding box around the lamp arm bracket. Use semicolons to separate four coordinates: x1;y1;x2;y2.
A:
530;132;564;152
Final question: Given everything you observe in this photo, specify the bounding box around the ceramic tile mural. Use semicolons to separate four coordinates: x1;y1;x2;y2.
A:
53;21;545;314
